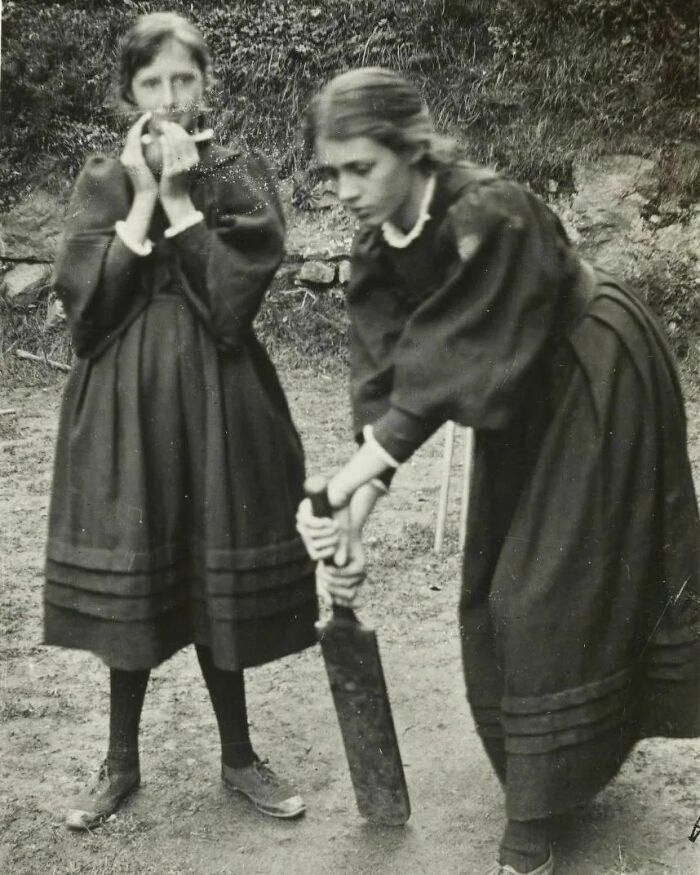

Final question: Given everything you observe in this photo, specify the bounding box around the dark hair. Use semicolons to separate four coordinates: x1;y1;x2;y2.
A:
306;67;457;167
116;12;211;107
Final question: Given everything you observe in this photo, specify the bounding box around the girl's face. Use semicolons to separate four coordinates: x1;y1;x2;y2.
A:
129;38;205;133
315;135;419;229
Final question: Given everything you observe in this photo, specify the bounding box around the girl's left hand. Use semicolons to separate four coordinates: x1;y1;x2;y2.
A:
316;539;367;608
296;497;340;561
158;121;200;203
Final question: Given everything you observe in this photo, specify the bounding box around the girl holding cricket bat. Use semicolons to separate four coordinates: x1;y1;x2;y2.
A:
45;12;316;829
297;68;700;875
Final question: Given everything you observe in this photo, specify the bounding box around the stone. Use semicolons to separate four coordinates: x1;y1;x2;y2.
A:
297;260;336;286
572;155;656;236
573;154;658;204
286;224;353;261
570;154;659;274
0;190;65;262
548;200;583;245
653;223;697;260
306;181;337;211
45;296;67;328
338;260;352;285
1;263;50;306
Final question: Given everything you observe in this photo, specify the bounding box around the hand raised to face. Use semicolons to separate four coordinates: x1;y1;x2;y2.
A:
158;120;201;203
120;112;158;198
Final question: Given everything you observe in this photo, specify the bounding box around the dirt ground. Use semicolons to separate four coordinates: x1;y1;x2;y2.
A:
1;365;699;875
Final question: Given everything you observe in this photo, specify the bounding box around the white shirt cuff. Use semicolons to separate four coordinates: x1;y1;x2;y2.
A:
362;425;400;469
164;211;205;239
115;221;153;256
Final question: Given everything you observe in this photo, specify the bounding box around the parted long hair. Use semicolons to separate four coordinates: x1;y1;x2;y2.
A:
115;12;212;108
305;67;458;169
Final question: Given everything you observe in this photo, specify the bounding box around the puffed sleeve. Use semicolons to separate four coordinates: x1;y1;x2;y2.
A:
53;156;150;359
168;150;285;349
369;180;571;462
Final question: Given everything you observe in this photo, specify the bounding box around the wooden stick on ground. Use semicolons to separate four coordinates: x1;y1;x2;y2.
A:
458;427;474;551
15;349;71;373
434;420;456;553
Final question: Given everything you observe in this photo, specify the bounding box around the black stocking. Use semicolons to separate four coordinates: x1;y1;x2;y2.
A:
195;645;255;769
107;668;149;773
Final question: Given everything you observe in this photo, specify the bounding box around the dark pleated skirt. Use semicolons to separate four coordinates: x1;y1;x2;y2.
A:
44;295;317;670
460;276;700;819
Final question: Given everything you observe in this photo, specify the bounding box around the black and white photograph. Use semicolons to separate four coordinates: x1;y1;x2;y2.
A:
1;1;698;873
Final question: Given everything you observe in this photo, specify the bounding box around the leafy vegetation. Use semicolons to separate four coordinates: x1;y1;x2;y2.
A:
1;0;697;382
1;0;696;206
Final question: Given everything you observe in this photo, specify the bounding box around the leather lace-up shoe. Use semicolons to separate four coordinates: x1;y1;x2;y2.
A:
222;759;305;819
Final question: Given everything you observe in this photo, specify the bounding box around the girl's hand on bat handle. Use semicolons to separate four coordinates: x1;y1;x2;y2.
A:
316;541;367;608
296;498;339;561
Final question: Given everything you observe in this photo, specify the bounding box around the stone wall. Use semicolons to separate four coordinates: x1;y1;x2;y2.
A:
1;155;698;346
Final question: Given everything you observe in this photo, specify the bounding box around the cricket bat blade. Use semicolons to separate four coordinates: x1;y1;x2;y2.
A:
306;476;411;826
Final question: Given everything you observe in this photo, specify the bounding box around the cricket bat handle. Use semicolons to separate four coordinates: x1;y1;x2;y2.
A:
305;474;334;519
304;476;358;625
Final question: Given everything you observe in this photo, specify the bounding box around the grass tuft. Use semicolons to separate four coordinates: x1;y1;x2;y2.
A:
1;0;697;204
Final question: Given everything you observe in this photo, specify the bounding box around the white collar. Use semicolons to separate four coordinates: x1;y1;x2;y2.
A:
381;174;436;249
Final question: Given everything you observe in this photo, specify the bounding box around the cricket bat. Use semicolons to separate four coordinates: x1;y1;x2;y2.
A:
306;476;411;826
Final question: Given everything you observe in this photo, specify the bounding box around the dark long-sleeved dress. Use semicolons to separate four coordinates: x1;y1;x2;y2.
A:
347;162;700;819
44;143;317;672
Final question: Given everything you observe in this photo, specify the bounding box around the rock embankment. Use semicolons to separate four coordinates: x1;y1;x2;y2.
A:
1;154;698;352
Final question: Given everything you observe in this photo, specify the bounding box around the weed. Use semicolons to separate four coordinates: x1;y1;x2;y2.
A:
0;294;72;388
1;0;697;204
256;282;349;370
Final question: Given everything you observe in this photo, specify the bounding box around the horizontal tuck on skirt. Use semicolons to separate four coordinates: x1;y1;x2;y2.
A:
461;279;700;819
44;535;317;671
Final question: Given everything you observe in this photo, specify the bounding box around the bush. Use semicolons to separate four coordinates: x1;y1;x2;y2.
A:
1;0;697;205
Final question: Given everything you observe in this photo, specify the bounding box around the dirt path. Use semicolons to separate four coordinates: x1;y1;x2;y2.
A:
1;368;699;875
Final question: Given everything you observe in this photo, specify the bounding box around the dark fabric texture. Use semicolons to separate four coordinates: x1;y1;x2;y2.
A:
44;144;317;671
345;163;700;819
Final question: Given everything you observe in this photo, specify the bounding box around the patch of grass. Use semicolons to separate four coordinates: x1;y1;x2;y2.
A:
0;279;349;390
0;294;72;388
603;845;635;875
367;521;448;573
1;699;49;720
255;283;349;372
2;1;697;382
1;0;697;204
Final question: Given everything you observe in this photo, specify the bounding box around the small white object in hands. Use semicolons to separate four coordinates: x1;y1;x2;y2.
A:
140;128;214;146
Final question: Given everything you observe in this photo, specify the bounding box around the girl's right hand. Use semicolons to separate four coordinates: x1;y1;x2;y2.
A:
296;497;340;561
316;539;367;608
120;113;158;197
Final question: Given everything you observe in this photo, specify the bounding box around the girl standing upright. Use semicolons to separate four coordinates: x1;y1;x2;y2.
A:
45;12;316;829
297;68;700;874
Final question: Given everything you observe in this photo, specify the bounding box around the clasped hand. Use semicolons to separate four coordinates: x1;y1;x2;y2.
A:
120;112;200;202
296;498;367;608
